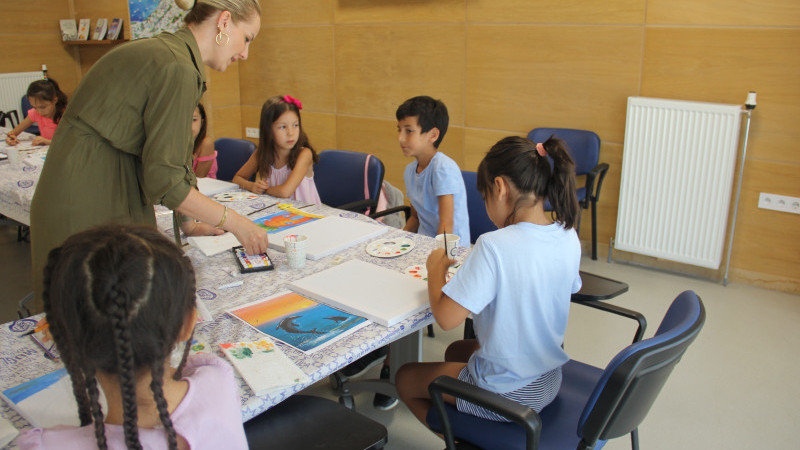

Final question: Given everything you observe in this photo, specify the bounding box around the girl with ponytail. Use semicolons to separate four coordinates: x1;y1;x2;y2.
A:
19;225;247;449
5;78;68;147
397;136;582;425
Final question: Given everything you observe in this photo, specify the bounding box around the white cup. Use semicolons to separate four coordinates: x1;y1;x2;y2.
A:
435;233;460;258
6;147;20;165
284;234;307;269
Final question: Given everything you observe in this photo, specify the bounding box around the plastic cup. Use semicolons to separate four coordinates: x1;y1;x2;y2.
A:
435;233;460;258
284;234;307;268
6;147;20;165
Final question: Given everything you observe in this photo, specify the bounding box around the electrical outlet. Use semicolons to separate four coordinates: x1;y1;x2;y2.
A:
758;193;800;215
245;127;259;138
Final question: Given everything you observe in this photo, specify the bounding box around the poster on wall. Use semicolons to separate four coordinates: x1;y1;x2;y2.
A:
128;0;187;40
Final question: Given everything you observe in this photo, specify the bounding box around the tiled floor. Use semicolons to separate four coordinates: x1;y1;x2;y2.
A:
2;226;798;449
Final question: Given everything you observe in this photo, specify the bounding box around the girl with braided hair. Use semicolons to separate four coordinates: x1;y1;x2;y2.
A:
397;135;582;425
18;225;247;449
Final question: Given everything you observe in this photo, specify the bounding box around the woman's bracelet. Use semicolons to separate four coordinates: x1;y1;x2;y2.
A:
215;206;229;228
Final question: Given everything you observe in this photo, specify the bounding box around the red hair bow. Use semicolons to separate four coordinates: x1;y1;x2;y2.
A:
283;95;302;110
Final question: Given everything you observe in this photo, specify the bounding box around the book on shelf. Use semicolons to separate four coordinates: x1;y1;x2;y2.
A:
107;18;123;40
77;18;90;40
92;18;108;40
219;338;310;396
59;19;78;41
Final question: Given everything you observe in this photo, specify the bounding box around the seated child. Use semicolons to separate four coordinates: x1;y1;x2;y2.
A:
398;95;470;245
233;95;321;204
5;78;67;147
396;136;582;426
192;103;218;178
19;225;247;449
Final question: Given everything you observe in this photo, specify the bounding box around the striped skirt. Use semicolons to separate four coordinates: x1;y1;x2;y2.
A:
455;365;562;422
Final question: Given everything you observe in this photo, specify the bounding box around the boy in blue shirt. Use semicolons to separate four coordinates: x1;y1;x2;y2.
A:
398;96;470;245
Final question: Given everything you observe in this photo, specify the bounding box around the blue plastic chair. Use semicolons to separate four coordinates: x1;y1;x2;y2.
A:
215;138;256;182
427;290;706;450
20;96;39;135
461;171;497;245
526;128;608;260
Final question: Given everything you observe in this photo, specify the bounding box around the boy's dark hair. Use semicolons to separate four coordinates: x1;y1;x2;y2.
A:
395;95;449;148
27;78;68;123
43;225;197;450
256;95;318;179
477;136;579;229
193;102;208;153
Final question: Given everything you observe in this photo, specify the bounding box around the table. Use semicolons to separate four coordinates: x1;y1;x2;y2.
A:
0;191;456;448
0;127;43;226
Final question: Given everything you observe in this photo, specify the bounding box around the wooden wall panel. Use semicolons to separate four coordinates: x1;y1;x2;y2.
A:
303;111;337;153
241;105;260;144
1;0;71;34
335;0;465;24
467;0;645;24
465;25;642;143
211;106;242;141
260;0;333;25
641;28;800;164
647;0;800;26
336;115;406;189
240;26;335;111
463;128;511;171
335;25;465;124
208;63;241;108
0;35;80;96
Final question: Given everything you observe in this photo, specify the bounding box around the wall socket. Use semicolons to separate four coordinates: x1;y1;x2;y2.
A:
245;127;259;138
758;193;800;215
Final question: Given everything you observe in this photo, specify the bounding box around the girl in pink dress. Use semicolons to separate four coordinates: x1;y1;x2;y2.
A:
233;95;321;204
5;78;67;147
191;103;218;178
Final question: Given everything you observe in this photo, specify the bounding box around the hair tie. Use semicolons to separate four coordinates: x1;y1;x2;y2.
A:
536;142;547;156
283;95;303;110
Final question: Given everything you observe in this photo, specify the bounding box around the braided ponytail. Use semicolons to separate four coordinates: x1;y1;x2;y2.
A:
107;294;143;450
151;363;179;450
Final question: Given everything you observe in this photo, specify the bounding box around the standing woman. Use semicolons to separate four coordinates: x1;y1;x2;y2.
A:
30;0;267;308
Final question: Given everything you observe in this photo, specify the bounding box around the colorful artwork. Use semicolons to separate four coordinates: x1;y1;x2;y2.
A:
229;291;368;353
129;0;187;40
252;210;321;234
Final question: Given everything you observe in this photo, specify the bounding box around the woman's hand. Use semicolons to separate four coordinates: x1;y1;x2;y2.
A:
227;212;269;255
181;220;225;237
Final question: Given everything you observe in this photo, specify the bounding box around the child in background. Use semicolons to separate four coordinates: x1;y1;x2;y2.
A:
5;78;67;147
19;225;247;449
398;95;470;245
191;103;218;178
233;95;321;204
396;136;582;425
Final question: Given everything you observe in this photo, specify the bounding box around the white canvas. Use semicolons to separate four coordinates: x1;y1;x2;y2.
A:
196;178;238;196
288;259;429;327
267;216;388;260
219;338;309;396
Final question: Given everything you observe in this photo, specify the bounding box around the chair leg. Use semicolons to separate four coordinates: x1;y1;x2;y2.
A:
427;324;435;338
631;428;639;450
590;200;598;260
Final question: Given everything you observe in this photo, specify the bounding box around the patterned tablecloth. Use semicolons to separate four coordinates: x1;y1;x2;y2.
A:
0;183;470;447
0;127;44;226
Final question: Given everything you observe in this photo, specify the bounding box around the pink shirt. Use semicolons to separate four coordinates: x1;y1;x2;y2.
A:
18;354;247;450
193;150;218;179
26;109;58;140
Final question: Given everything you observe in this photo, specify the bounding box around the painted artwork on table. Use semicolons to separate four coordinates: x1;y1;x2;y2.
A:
228;291;368;353
129;0;187;40
252;209;321;234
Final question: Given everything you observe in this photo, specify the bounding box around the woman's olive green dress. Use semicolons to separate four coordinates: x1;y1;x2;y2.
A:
30;28;205;306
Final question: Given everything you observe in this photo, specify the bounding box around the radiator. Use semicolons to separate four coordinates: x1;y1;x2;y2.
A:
0;71;41;119
615;97;742;269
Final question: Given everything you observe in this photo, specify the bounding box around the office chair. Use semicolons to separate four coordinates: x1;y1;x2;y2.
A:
21;95;39;135
215;138;256;182
244;394;387;450
315;149;410;220
427;290;705;450
526;128;609;260
0;110;19;128
461;171;497;245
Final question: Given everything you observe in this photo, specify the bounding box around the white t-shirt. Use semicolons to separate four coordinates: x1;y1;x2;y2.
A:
443;222;581;393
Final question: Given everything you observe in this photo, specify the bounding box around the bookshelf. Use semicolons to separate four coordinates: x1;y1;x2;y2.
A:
63;40;128;46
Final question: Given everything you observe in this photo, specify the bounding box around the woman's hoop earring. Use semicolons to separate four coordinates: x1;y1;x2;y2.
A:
215;30;229;46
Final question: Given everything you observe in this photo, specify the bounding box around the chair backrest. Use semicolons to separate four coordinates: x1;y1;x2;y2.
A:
578;290;705;445
461;170;497;244
215;138;256;182
314;149;384;212
527;128;600;176
21;95;39;135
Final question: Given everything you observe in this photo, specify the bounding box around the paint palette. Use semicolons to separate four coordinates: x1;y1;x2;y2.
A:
213;191;259;202
365;238;415;258
403;263;461;282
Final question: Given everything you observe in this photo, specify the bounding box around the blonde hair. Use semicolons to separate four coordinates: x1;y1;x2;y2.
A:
178;0;261;24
